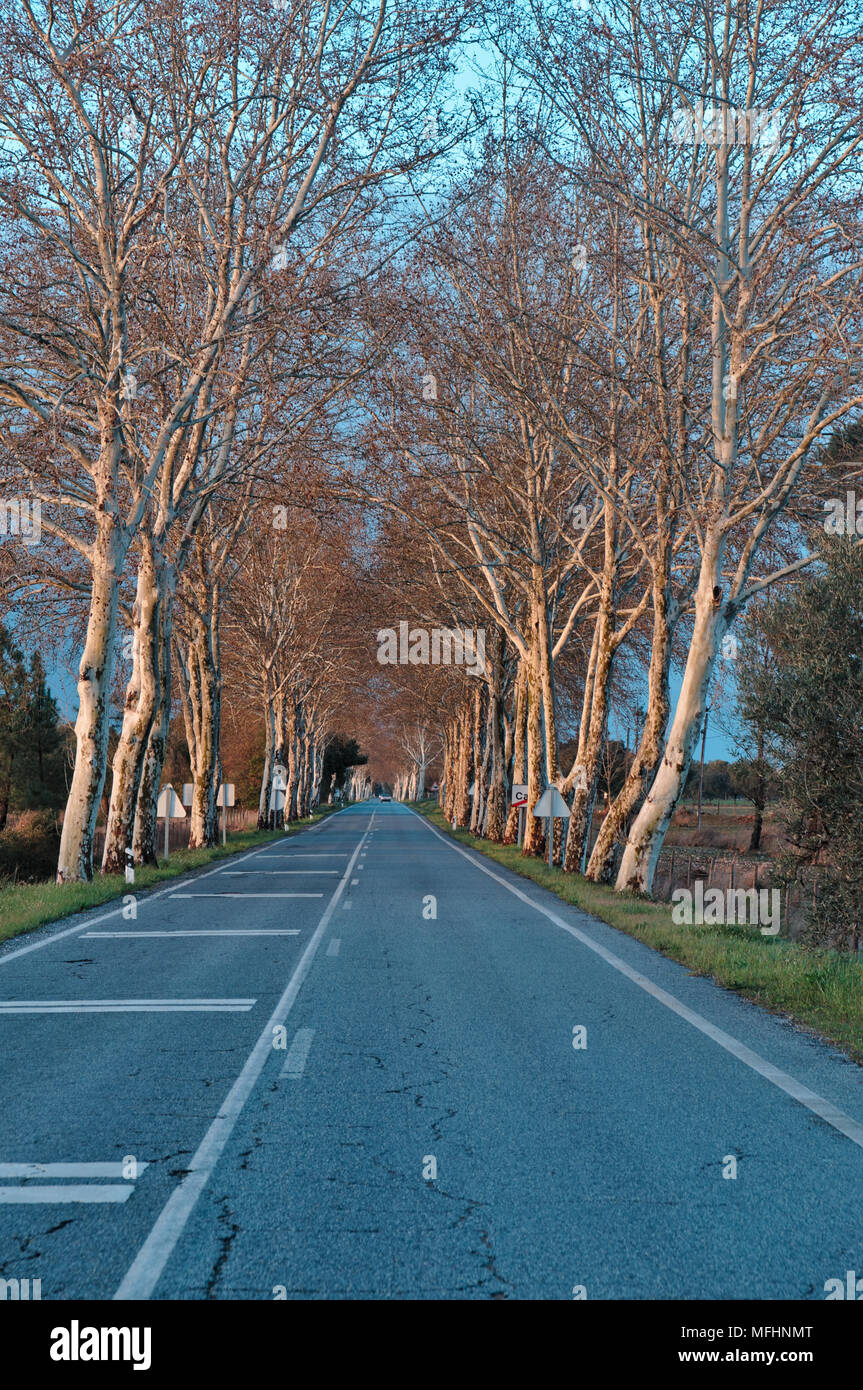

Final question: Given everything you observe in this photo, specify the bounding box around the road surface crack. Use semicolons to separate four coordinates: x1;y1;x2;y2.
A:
206;1196;241;1298
478;1229;511;1298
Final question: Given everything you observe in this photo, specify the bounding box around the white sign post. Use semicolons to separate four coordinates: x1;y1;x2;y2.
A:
271;765;287;828
511;783;528;845
156;784;186;862
532;787;572;868
217;782;235;845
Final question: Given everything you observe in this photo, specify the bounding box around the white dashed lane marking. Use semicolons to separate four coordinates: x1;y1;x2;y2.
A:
82;931;300;938
0;999;256;1013
169;892;323;899
0;1160;150;1205
280;1028;316;1077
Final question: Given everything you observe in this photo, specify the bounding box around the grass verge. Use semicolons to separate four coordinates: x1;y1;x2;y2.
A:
0;807;337;948
414;801;863;1064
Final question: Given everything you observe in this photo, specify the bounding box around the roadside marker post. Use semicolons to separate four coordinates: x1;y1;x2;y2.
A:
271;765;287;830
217;783;235;846
532;787;572;868
271;786;286;833
156;785;186;862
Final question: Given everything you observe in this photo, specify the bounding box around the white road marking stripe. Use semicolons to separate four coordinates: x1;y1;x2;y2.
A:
0;997;253;1005
114;815;375;1300
0;809;350;968
412;810;863;1153
0;999;255;1013
257;854;347;859
280;1028;316;1077
82;931;300;938
215;870;340;875
342;901;352;910
0;1162;150;1178
351;879;359;885
326;938;341;956
0;1186;134;1203
169;893;323;899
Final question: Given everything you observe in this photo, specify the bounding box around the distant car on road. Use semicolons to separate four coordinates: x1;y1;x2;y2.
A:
378;793;392;801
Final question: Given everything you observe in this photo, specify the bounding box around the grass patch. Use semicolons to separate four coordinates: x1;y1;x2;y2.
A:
414;801;863;1064
0;808;337;947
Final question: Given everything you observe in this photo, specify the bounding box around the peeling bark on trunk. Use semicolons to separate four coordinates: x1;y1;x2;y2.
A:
443;720;457;820
562;486;621;873
186;597;221;850
563;601;615;873
503;664;526;843
484;627;507;841
287;705;302;820
133;587;175;866
469;686;485;834
453;704;473;827
270;690;287;828
57;519;125;882
257;692;275;829
102;538;161;873
298;729;312;816
616;530;727;895
523;652;545;856
587;570;673;883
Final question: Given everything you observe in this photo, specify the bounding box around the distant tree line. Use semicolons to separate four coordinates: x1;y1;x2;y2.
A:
0;627;67;832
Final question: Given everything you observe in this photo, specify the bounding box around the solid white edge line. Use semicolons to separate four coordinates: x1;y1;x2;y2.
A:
0;807;350;969
409;809;863;1152
113;810;375;1300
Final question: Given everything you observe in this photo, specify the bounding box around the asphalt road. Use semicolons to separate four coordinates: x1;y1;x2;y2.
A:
1;801;862;1300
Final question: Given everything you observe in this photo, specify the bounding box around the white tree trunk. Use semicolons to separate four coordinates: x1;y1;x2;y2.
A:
258;692;275;828
102;539;161;873
57;523;125;881
616;531;726;894
188;604;221;849
133;579;176;864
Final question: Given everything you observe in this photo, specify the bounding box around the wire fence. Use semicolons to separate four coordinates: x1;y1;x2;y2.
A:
652;847;819;940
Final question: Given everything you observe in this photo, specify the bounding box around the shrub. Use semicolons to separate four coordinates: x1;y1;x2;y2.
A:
0;809;61;884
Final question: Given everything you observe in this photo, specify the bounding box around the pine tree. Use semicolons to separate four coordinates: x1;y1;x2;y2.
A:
20;651;64;809
0;627;28;832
